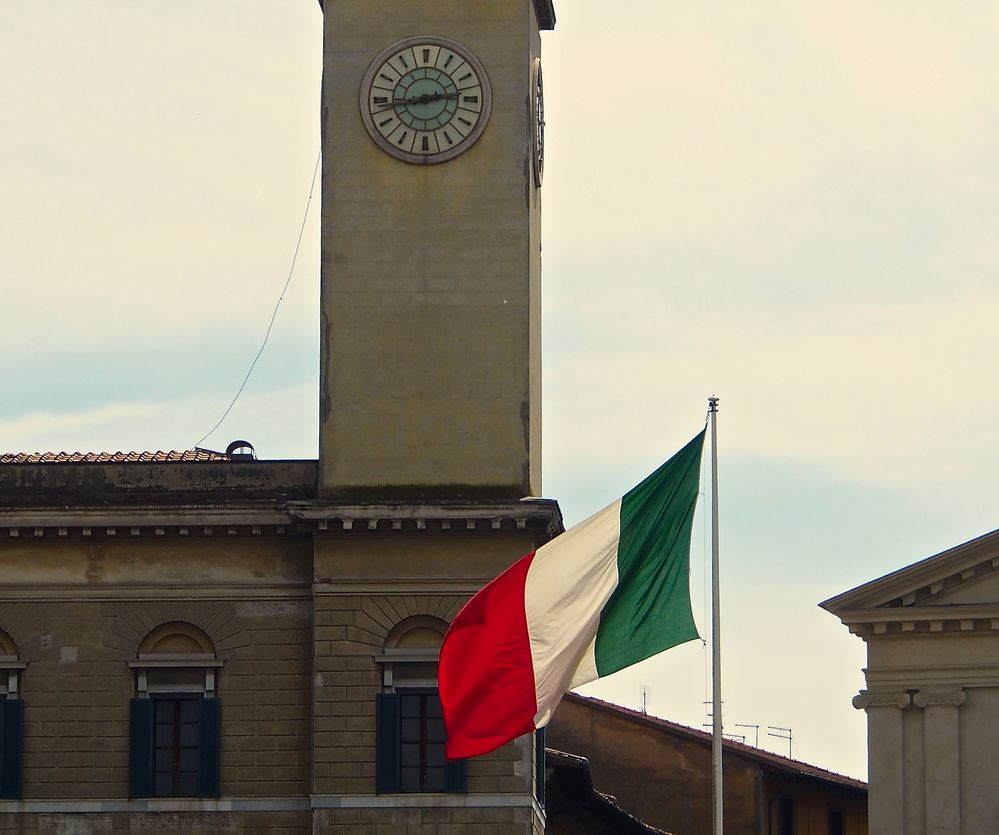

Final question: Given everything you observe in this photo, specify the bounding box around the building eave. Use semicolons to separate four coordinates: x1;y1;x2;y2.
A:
820;528;999;616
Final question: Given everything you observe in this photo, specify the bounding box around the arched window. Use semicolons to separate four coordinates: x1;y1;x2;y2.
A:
127;622;222;799
0;629;24;800
373;616;465;794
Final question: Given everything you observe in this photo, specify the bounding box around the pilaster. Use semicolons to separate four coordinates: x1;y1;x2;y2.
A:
854;691;910;835
913;689;964;835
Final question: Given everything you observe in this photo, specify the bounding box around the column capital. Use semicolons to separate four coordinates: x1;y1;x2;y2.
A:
913;688;965;708
852;690;910;711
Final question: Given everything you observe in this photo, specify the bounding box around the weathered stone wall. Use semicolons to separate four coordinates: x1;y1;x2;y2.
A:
3;601;312;801
319;0;543;495
0;493;558;833
310;527;543;833
0;531;313;832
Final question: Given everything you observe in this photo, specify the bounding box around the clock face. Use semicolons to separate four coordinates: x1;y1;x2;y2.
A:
360;36;492;165
531;59;545;186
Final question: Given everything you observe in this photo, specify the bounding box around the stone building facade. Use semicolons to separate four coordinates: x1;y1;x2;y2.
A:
0;455;560;834
822;528;999;835
0;0;561;832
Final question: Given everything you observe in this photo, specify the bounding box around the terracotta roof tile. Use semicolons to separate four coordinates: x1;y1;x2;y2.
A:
0;449;229;464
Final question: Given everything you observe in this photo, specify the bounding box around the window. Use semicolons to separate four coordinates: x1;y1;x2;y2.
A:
777;796;795;835
154;696;202;797
828;807;845;835
0;629;25;801
399;690;446;792
374;616;465;794
128;622;222;799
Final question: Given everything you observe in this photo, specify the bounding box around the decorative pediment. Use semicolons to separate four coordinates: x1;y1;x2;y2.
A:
821;528;999;637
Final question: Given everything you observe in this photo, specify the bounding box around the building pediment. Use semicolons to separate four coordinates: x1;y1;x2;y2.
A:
820;528;999;636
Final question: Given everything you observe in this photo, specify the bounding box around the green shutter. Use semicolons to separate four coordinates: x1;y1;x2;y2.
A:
0;699;24;800
198;697;221;798
375;693;400;793
444;753;466;794
534;727;546;806
128;698;154;798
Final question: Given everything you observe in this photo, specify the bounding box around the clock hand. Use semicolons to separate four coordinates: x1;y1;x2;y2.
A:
376;91;460;110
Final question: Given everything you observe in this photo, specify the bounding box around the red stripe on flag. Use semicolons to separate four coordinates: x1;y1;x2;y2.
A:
439;550;539;759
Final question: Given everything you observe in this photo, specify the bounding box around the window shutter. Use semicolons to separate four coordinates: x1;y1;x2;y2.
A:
444;754;466;794
0;699;23;800
534;727;546;806
375;692;401;793
198;697;221;798
128;698;154;798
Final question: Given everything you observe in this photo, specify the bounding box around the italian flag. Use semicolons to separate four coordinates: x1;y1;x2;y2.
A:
439;430;705;759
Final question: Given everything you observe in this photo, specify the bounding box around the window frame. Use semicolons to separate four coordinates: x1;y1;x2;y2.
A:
129;693;221;799
373;616;465;795
128;624;223;800
398;687;448;793
151;693;203;798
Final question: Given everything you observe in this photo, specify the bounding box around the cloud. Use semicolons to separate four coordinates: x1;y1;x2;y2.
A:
544;287;999;489
0;3;322;357
0;383;317;459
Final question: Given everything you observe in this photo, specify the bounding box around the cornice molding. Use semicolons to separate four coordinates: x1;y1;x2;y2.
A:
0;499;564;541
316;0;555;30
831;602;999;638
288;499;563;540
866;663;999;691
0;584;309;602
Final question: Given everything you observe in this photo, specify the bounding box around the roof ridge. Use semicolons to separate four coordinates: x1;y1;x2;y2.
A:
564;693;867;790
0;449;229;464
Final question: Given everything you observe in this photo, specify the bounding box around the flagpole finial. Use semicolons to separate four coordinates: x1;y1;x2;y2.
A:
708;396;719;413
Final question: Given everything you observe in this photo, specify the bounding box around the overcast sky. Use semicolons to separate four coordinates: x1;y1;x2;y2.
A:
3;2;998;781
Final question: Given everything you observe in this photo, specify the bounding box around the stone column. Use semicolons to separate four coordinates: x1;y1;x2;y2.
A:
854;691;911;835
913;688;965;835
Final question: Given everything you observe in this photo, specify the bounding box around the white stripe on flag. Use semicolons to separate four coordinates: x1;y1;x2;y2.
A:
524;500;623;727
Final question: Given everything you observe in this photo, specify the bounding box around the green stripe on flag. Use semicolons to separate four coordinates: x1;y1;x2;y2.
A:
594;430;705;676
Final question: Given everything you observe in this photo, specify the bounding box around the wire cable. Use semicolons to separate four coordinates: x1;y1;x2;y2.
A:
194;150;321;450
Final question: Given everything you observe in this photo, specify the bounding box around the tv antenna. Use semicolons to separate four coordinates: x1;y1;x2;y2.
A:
767;726;792;758
734;723;759;747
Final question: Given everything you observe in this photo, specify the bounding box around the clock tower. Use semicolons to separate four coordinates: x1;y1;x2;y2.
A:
319;0;552;497
311;2;559;833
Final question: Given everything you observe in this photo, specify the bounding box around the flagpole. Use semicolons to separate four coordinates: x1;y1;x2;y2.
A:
708;396;723;835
